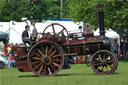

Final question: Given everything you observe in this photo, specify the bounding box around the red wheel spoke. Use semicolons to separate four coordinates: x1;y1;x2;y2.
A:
44;64;47;74
48;46;54;56
39;65;43;73
42;47;45;54
45;46;48;56
34;63;42;69
31;52;40;57
37;49;45;57
51;58;60;62
98;55;102;61
53;62;60;67
52;54;61;58
32;61;40;65
107;60;114;63
101;66;104;72
32;57;41;60
49;50;56;57
107;64;113;68
94;63;101;66
50;65;56;72
94;59;100;63
105;65;109;72
105;56;110;61
103;54;106;60
48;67;52;75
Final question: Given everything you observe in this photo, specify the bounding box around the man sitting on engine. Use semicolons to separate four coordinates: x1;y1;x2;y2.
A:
22;25;31;45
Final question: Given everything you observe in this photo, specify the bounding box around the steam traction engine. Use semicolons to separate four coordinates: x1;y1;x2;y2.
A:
12;8;118;77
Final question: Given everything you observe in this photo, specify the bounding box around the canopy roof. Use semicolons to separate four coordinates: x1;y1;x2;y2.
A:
0;31;8;39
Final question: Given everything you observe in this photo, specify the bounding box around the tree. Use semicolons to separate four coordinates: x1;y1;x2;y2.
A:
0;0;29;21
68;0;98;29
0;0;69;21
68;0;128;30
0;0;6;18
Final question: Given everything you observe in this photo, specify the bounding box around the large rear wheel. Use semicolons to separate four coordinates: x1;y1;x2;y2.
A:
28;41;64;77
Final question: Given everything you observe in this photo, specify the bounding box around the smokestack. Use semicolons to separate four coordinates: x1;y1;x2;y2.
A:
97;7;105;36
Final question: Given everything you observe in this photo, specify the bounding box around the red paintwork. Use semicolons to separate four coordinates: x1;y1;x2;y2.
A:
12;47;31;72
13;47;24;57
16;60;31;72
85;27;94;37
38;36;53;43
63;36;101;45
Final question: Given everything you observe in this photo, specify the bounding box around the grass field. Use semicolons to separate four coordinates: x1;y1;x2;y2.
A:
1;61;128;85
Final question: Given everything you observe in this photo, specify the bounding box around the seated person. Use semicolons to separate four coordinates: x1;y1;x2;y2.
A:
22;25;31;45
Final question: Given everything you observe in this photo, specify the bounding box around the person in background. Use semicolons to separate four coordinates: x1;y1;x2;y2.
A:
0;41;5;50
22;25;31;45
7;43;13;68
120;39;124;59
112;39;119;56
30;20;38;42
124;39;128;58
0;47;8;69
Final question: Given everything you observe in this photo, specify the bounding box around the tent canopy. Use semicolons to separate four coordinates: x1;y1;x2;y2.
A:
94;28;120;38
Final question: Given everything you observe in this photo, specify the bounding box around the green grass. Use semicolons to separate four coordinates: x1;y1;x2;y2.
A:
1;62;128;85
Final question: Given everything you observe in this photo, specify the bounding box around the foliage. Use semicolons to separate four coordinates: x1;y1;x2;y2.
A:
1;62;128;85
0;0;128;31
68;0;128;30
45;0;61;19
0;0;29;21
0;0;69;22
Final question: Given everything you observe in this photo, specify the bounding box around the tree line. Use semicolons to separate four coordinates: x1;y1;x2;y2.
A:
0;0;128;31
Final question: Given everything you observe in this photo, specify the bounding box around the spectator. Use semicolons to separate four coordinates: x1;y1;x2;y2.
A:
120;39;124;59
112;39;119;56
120;39;128;60
0;41;5;50
0;48;8;69
7;43;14;68
124;39;128;58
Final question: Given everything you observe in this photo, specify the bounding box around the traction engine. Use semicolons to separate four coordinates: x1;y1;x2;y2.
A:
12;8;118;77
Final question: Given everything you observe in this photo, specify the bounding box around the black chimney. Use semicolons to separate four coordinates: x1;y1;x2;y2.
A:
97;7;105;36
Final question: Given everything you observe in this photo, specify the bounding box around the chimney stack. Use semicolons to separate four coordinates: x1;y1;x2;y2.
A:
97;7;105;36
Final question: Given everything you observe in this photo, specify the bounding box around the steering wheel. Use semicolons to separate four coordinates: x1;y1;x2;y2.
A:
43;23;68;43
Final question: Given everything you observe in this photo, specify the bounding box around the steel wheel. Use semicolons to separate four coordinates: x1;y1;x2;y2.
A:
28;41;64;77
90;50;118;75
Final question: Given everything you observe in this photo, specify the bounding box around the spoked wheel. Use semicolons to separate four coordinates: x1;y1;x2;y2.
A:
90;50;118;75
28;41;64;77
43;23;68;43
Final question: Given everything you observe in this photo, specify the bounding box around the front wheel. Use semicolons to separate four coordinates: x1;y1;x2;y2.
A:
90;50;118;75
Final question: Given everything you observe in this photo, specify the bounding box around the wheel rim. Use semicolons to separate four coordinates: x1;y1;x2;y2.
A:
91;50;118;75
28;41;64;77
